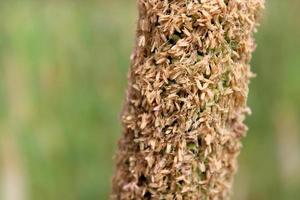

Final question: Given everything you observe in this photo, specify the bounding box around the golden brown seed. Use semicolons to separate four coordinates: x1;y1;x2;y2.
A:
112;0;264;199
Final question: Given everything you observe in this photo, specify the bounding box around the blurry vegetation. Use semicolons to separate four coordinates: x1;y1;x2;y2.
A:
0;0;299;200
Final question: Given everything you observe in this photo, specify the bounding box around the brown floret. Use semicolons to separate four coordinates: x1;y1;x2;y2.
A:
112;0;264;199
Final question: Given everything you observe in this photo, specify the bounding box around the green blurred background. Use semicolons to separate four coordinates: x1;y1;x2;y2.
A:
0;0;299;200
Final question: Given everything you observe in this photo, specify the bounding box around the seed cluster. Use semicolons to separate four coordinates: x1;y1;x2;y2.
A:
112;0;264;199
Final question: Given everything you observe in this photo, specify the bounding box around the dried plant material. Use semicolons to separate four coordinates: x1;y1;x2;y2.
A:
112;0;264;199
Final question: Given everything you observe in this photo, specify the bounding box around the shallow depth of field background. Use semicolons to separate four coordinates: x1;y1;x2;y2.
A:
0;0;299;200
